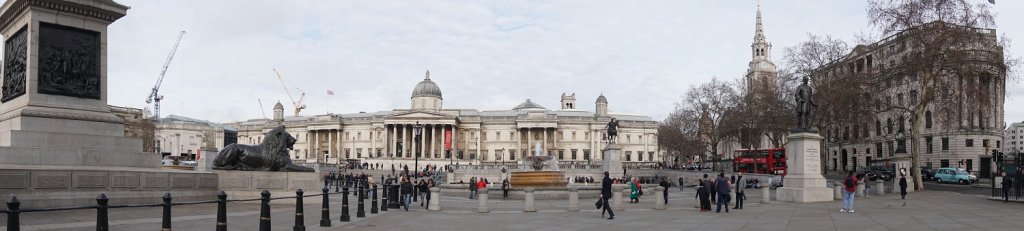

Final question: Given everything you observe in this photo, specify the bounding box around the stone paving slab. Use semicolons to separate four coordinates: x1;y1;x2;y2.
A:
2;187;1023;230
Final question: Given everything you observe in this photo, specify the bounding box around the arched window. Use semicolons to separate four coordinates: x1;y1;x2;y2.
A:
926;111;933;128
899;116;906;132
886;118;893;134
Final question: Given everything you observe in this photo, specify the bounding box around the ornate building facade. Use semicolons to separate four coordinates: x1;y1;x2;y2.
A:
230;71;663;167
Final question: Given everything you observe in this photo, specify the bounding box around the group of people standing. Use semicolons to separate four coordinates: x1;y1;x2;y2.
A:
694;172;746;213
397;176;436;211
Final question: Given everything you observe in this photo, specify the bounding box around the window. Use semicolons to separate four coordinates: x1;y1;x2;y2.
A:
940;159;949;168
942;138;949;150
997;140;1001;148
875;143;883;158
983;139;989;148
625;151;632;161
897;93;904;106
910;90;918;105
926;136;933;153
583;150;591;160
966;159;973;172
481;150;489;161
925;111;932;128
649;152;654;162
509;150;516;160
876;120;882;136
345;148;351;159
966;139;974;147
558;150;564;160
572;149;578;160
638;152;643;161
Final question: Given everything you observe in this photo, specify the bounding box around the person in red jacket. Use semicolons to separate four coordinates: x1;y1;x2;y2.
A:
477;178;487;192
841;171;858;213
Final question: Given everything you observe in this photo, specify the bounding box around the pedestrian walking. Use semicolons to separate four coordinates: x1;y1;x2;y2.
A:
502;178;510;200
715;172;731;213
600;171;615;219
1001;172;1012;203
679;177;685;192
696;180;711;212
469;177;477;199
400;177;413;211
734;172;746;209
425;179;435;208
708;174;717;204
659;177;670;205
841;171;858;213
629;177;640;203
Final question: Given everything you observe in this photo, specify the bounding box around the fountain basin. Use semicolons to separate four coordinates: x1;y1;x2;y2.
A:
510;170;568;189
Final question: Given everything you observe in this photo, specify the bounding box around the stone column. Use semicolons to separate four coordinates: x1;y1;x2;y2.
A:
475;130;481;161
553;129;558;157
516;128;522;160
834;182;843;200
542;128;547;154
476;187;489;213
430;125;436;159
440;125;447;159
313;130;319;163
523;187;536;212
527;128;532;156
329;130;335;160
371;129;376;158
762;184;772;203
420;125;426;159
567;186;579;211
391;125;397;158
612;184;625;207
429;187;441;211
653;186;665;210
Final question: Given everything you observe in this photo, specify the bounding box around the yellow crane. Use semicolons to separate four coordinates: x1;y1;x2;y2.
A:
273;68;306;116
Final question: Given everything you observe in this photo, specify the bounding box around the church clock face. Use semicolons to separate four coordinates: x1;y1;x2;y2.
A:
760;62;769;68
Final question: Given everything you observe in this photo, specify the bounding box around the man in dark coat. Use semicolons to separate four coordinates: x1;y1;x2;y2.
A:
1002;172;1012;203
734;172;746;209
715;172;731;213
601;171;615;219
659;178;671;204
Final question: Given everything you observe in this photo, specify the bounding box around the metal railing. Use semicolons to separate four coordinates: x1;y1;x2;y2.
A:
992;174;1024;201
0;179;386;231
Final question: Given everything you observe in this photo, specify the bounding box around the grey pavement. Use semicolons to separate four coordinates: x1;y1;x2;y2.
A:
2;186;1023;231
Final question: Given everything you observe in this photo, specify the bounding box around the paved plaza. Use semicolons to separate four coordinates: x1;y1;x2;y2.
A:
2;186;1022;231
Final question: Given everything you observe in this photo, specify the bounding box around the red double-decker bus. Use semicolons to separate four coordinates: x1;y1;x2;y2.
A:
733;148;787;176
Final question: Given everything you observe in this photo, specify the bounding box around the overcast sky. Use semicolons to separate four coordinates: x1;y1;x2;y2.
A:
106;0;1024;125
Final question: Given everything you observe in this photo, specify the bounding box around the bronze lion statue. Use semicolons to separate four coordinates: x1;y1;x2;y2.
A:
213;125;314;172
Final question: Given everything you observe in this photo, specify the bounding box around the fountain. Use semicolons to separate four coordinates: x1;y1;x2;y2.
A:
509;143;568;188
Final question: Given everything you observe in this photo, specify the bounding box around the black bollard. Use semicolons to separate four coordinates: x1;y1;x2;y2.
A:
96;193;109;231
357;185;366;218
294;189;305;231
340;187;350;222
380;185;388;212
216;191;227;231
335;179;341;193
319;187;331;226
162;193;172;231
371;184;379;214
7;196;20;231
259;190;271;231
413;185;418;202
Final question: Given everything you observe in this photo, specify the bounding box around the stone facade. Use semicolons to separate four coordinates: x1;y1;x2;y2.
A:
231;71;663;168
820;25;1005;174
155;115;229;158
110;105;156;153
1004;122;1024;154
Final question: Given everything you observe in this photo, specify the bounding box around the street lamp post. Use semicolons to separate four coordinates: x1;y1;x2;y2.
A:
413;122;423;179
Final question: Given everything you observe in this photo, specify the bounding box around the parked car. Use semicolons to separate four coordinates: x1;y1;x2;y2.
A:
934;168;977;184
919;167;936;180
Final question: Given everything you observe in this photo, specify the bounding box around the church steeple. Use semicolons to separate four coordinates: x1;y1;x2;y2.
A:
751;2;771;61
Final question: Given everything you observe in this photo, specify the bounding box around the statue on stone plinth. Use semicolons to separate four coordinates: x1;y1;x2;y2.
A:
793;76;818;133
605;118;619;144
213;125;315;172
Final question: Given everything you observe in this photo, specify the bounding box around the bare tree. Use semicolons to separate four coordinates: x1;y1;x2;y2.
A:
658;108;702;168
676;77;738;168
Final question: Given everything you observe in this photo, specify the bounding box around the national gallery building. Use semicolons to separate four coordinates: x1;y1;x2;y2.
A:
229;71;663;168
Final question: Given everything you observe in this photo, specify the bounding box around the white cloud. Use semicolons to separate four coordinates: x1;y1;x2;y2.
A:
105;0;1024;125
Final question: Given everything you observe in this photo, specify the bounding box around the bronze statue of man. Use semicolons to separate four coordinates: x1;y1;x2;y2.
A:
606;118;619;144
794;76;817;132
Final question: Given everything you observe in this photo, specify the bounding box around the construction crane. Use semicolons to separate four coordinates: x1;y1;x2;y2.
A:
257;99;268;118
272;68;306;116
145;30;186;120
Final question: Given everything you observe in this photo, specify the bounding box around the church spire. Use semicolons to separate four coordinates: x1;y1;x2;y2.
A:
753;2;767;45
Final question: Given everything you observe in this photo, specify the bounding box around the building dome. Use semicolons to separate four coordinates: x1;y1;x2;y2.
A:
273;101;284;110
596;94;608;104
411;71;442;99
